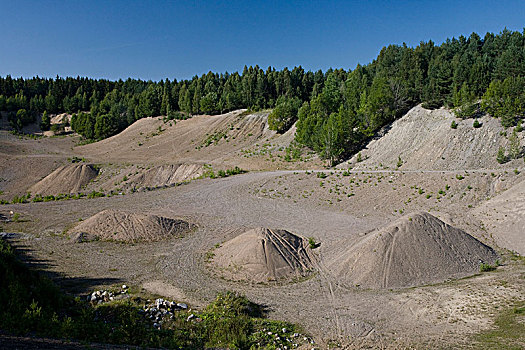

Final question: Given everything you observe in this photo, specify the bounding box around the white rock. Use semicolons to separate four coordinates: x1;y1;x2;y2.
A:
122;284;128;289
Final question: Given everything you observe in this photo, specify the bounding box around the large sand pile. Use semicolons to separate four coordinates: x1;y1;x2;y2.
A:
70;209;194;243
473;177;525;255
30;164;99;195
212;227;316;283
338;105;524;170
329;212;498;289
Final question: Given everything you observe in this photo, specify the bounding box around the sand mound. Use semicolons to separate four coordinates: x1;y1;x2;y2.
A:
338;105;525;170
329;212;498;289
474;177;525;255
30;164;99;195
126;163;204;189
70;209;194;243
212;227;316;283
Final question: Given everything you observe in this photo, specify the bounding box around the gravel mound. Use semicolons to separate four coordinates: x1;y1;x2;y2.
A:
30;164;98;195
330;212;498;289
212;227;316;283
126;163;204;189
70;209;194;243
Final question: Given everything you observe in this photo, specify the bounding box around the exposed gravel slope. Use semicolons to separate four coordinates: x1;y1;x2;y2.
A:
339;105;525;171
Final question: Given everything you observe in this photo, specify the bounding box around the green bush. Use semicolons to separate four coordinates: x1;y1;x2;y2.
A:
497;147;508;164
451;120;458;129
473;119;482;128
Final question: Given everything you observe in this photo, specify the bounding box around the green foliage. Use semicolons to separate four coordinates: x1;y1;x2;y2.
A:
480;262;497;272
516;120;523;132
473;119;482;128
0;240;304;349
268;96;302;133
40;111;50;131
481;76;525;127
453;83;478;118
12;192;31;204
497;146;508;164
396;155;403;168
87;190;105;199
202;166;246;179
475;302;525;349
508;128;521;159
450;120;458;129
308;237;318;249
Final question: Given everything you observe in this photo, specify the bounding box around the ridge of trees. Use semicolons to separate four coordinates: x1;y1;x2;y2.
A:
0;28;524;163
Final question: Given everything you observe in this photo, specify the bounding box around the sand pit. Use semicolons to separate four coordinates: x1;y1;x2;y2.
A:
70;209;194;243
30;164;99;195
330;212;498;289
212;227;316;283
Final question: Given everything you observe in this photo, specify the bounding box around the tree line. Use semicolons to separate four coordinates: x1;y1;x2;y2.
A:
0;29;524;163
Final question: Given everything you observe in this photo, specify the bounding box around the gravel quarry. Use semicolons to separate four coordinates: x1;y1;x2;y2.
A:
1;106;525;349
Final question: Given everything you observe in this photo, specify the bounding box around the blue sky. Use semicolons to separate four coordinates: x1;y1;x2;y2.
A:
1;0;524;81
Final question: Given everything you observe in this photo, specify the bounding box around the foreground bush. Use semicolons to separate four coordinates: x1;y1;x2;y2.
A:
0;239;303;349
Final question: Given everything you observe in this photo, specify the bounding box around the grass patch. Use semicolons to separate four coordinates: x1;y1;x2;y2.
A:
474;302;525;349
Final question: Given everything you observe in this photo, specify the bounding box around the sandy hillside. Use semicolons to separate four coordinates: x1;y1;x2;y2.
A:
75;110;321;170
328;212;498;289
86;163;205;193
473;177;525;255
29;164;99;195
212;227;316;283
339;105;525;170
69;209;194;243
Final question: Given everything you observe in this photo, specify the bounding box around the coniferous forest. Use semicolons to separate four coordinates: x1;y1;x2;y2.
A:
1;29;524;164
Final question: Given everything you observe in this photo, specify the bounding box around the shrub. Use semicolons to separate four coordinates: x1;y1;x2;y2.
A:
396;156;403;168
87;191;105;199
497;147;508;164
308;237;317;249
450;120;458;129
473;119;482;128
480;262;498;272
